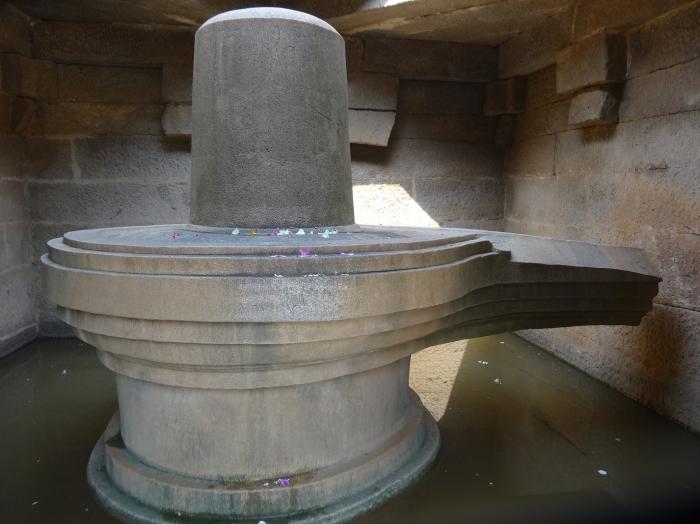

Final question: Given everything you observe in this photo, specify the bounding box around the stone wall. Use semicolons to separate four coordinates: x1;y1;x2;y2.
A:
0;5;36;357
503;1;700;431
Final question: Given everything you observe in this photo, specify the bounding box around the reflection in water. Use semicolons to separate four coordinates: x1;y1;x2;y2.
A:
1;335;699;523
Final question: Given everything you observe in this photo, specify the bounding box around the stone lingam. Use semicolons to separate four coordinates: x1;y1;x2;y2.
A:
42;7;660;524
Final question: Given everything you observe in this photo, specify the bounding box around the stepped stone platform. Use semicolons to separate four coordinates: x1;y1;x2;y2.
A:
42;7;660;524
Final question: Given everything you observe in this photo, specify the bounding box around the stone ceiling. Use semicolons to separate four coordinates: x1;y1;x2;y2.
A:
9;0;575;45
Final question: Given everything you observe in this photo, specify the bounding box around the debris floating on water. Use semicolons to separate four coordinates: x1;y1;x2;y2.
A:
493;378;502;384
32;501;39;506
597;469;608;476
498;341;504;344
477;360;489;365
60;368;68;375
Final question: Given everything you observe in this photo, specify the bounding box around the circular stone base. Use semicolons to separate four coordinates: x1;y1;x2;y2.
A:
87;407;440;523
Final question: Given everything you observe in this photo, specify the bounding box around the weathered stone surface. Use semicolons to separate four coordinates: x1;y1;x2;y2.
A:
73;136;191;181
0;180;25;223
161;64;192;103
0;266;34;341
39;102;163;136
0;93;12;134
24;138;74;179
484;76;527;115
573;0;689;40
0;135;23;176
397;80;484;115
553;116;700;235
348;109;396;146
414;177;504;224
628;1;700;78
393;113;497;143
162;104;192;136
351;139;503;182
29;181;189;224
190;9;353;228
494;114;516;145
0;3;31;55
344;35;364;72
58;64;161;103
525;65;567;109
352;182;438;228
347;72;399;110
0;54;58;101
364;37;497;81
568;87;620;127
620;57;700;121
10;97;37;136
499;8;573;78
3;222;30;268
505;134;555;176
32;21;195;65
556;31;627;95
514;99;570;141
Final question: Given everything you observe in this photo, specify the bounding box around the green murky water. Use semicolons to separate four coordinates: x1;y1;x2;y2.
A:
1;335;699;523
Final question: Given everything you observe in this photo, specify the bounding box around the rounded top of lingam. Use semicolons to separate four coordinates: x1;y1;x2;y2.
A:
190;7;354;229
200;7;339;33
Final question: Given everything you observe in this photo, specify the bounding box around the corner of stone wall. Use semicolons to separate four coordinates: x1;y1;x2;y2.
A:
502;0;700;433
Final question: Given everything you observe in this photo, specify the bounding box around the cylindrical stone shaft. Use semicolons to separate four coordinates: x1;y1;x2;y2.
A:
190;8;355;228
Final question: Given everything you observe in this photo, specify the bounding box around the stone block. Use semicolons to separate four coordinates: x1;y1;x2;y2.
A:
494;115;516;145
393;113;496;143
499;9;573;78
364;37;497;81
0;266;34;336
0;54;58;101
348;109;396;146
397;80;484;115
347;72;398;110
58;64;161;103
351;182;438;228
162;64;192;103
573;0;688;40
28;181;189;225
344;36;363;72
556;32;627;94
0;180;25;223
162;104;192;136
554;112;700;233
525;65;569;110
620;57;700;122
514;99;569;141
0;136;23;177
32;22;195;65
24;138;74;179
413;177;504;224
39;102;162;136
0;93;12;134
506;134;555;177
568;88;620;127
11;97;37;136
484;76;527;115
628;1;700;78
351;139;502;181
3;222;30;267
74;136;191;181
0;4;31;55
